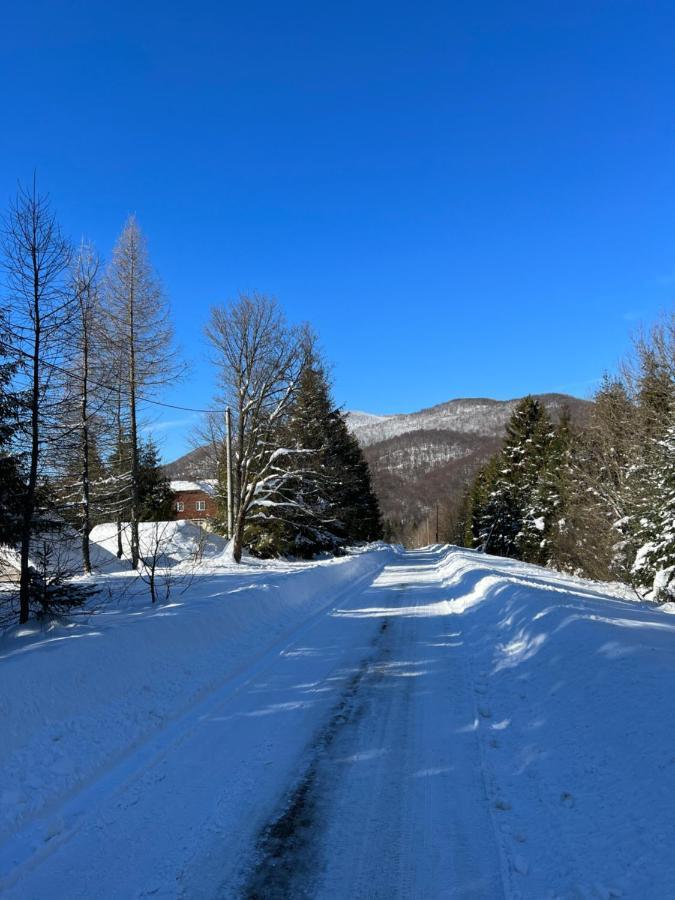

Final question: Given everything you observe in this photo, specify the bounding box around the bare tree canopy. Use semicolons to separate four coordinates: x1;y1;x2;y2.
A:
104;215;181;568
205;292;307;562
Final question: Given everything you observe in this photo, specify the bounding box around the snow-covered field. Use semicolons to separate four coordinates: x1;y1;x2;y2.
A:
1;538;674;898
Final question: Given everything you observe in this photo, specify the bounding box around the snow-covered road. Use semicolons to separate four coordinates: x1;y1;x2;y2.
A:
240;548;504;900
3;544;675;898
2;549;503;898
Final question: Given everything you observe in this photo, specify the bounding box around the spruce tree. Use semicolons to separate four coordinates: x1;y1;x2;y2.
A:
0;310;25;547
331;425;383;544
461;455;501;549
1;181;74;622
630;423;675;599
137;439;175;522
627;328;675;598
245;351;382;557
478;397;554;561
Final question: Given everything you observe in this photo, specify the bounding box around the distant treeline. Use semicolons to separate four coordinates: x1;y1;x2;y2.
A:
454;316;674;601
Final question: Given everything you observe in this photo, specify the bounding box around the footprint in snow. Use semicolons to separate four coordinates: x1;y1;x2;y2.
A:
560;791;575;808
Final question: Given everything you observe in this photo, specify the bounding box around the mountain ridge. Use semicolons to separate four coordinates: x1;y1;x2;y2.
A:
346;392;589;447
165;392;591;541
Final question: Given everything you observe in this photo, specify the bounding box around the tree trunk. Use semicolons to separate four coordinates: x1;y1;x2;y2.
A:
18;254;41;623
128;271;140;570
81;325;91;575
232;509;245;563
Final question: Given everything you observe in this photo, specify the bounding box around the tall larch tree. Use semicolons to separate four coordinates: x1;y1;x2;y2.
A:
105;215;179;568
57;242;105;573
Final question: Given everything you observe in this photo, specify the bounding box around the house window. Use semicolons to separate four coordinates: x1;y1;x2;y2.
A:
196;500;206;512
176;501;185;512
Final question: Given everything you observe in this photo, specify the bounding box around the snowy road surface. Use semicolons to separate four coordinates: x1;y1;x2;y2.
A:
3;545;675;897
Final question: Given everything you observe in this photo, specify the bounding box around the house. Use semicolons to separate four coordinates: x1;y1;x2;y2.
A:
169;480;218;523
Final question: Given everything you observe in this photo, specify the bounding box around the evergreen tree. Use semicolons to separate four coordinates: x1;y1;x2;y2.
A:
245;352;382;557
480;397;554;561
626;323;675;598
330;423;383;544
460;455;501;549
137;439;175;522
544;407;584;571
578;376;639;581
1;180;74;622
0;310;25;547
630;424;675;599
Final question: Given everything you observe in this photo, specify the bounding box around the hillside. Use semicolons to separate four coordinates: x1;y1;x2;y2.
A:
345;393;590;446
357;393;591;537
165;393;591;539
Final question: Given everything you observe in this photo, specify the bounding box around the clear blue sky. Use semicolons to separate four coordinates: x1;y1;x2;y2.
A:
2;1;674;460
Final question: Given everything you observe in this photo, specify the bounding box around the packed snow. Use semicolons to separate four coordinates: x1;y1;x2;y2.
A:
1;538;674;897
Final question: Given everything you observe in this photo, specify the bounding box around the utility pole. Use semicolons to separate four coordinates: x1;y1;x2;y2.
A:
435;503;439;543
225;407;233;540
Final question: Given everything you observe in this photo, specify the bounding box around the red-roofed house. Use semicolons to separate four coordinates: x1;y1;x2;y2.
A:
169;480;218;523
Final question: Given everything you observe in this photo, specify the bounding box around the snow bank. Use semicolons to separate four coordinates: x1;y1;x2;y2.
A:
0;542;392;842
435;548;675;898
87;520;228;570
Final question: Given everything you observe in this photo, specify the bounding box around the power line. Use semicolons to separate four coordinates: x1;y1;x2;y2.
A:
5;343;227;415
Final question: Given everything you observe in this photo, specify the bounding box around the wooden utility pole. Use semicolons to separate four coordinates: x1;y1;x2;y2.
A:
435;503;439;543
225;407;233;539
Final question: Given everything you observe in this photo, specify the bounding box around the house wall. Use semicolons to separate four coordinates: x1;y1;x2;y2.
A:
171;490;218;521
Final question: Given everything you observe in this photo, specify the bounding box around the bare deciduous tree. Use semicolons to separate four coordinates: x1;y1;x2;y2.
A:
104;215;180;569
205;293;307;562
57;242;106;574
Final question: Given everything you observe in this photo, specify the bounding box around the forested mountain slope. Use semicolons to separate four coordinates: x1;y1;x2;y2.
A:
166;394;591;540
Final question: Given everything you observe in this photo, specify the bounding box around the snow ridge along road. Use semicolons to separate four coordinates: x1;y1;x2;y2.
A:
3;545;675;897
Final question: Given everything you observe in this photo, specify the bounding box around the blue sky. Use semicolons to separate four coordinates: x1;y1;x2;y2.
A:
2;1;674;459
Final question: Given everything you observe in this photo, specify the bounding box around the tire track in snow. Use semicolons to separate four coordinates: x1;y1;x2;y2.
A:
239;615;394;900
